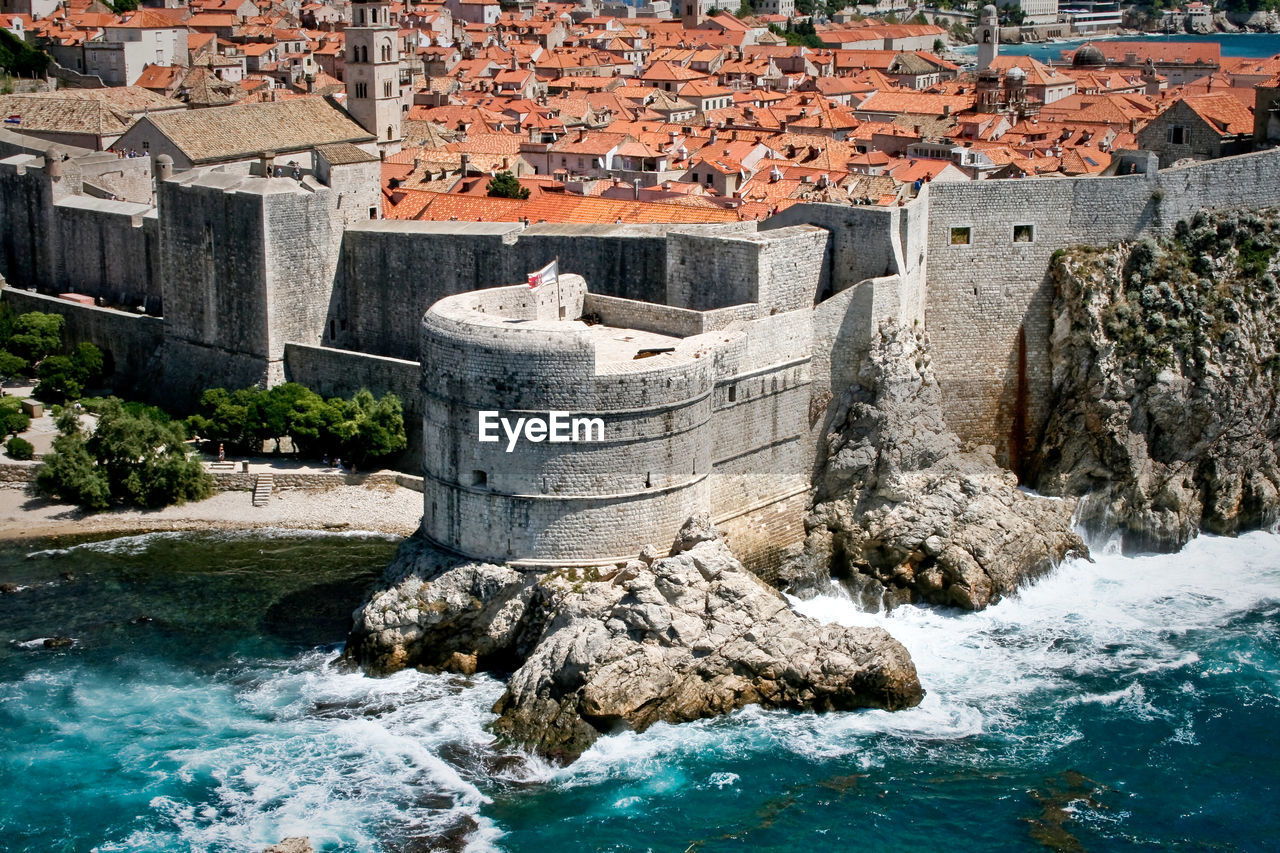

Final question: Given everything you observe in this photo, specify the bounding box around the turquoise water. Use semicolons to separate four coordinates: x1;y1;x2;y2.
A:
2;529;1278;851
956;32;1280;61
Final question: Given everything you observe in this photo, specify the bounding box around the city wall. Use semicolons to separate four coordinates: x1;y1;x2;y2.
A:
925;146;1280;472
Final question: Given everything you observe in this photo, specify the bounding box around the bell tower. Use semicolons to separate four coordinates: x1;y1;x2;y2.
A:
977;4;1000;72
345;0;402;153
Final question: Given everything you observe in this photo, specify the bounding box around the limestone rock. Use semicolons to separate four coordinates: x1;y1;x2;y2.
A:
262;840;313;853
347;535;923;764
1031;212;1280;551
786;320;1085;610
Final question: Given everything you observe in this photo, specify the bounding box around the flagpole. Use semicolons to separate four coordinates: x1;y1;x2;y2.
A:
555;255;562;319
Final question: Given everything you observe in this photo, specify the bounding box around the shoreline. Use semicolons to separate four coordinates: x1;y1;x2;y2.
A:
0;482;425;543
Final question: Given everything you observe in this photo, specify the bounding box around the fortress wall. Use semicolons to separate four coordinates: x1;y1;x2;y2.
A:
507;224;674;304
263;185;343;365
754;225;831;313
49;200;159;310
336;221;522;360
159;177;271;360
706;309;815;571
77;156;154;205
0;288;163;397
764;201;906;295
283;342;423;467
0;161;56;292
428;479;713;566
335;222;707;362
666;231;762;310
584;293;720;337
926;147;1280;470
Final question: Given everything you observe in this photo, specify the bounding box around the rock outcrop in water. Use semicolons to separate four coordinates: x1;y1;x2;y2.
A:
1031;209;1280;551
346;517;923;763
785;321;1084;610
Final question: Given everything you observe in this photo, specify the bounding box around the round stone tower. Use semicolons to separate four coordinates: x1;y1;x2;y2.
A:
419;275;715;566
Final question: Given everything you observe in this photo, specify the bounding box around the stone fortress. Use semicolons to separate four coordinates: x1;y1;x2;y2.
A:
4;134;1280;571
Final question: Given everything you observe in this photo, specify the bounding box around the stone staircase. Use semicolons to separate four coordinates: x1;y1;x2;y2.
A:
252;473;273;507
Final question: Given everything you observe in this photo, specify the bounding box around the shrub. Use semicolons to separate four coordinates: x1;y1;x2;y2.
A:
0;396;29;435
5;436;33;460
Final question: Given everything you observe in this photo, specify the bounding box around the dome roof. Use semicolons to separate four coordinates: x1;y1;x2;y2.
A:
1006;65;1026;80
1073;43;1106;67
982;3;998;17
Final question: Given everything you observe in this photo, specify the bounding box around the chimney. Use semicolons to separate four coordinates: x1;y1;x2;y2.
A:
258;150;274;177
633;177;641;199
943;104;951;116
709;127;718;143
460;152;470;174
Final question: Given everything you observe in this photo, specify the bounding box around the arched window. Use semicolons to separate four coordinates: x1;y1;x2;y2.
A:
381;42;392;62
386;125;393;140
383;79;392;97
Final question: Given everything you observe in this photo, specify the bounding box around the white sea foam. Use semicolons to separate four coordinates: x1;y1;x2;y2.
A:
52;650;512;853
24;527;400;560
553;531;1280;787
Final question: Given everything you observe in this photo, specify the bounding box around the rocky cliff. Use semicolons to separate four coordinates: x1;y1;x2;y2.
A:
345;517;923;763
1031;209;1280;551
786;322;1084;610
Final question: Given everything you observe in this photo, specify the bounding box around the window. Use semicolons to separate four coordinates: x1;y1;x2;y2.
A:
950;226;971;245
1013;224;1034;243
472;470;487;487
355;82;367;98
386;125;393;140
1168;125;1189;145
381;43;391;62
383;79;392;97
369;206;378;219
142;140;149;150
728;385;737;402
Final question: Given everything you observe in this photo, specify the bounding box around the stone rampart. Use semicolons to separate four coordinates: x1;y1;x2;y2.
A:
925;146;1280;472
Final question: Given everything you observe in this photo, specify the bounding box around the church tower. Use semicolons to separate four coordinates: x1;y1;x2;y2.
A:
977;4;1000;72
345;0;402;154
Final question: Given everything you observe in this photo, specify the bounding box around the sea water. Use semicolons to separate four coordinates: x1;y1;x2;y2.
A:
1;528;1277;851
954;32;1280;62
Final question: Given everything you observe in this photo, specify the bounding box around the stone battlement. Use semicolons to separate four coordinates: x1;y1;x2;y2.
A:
5;145;1280;568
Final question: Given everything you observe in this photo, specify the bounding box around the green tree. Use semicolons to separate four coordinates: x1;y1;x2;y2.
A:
348;389;407;463
6;312;64;365
0;351;28;383
0;29;51;77
486;171;530;200
36;432;111;509
186;387;259;449
87;398;211;508
37;398;211;510
34;342;104;402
